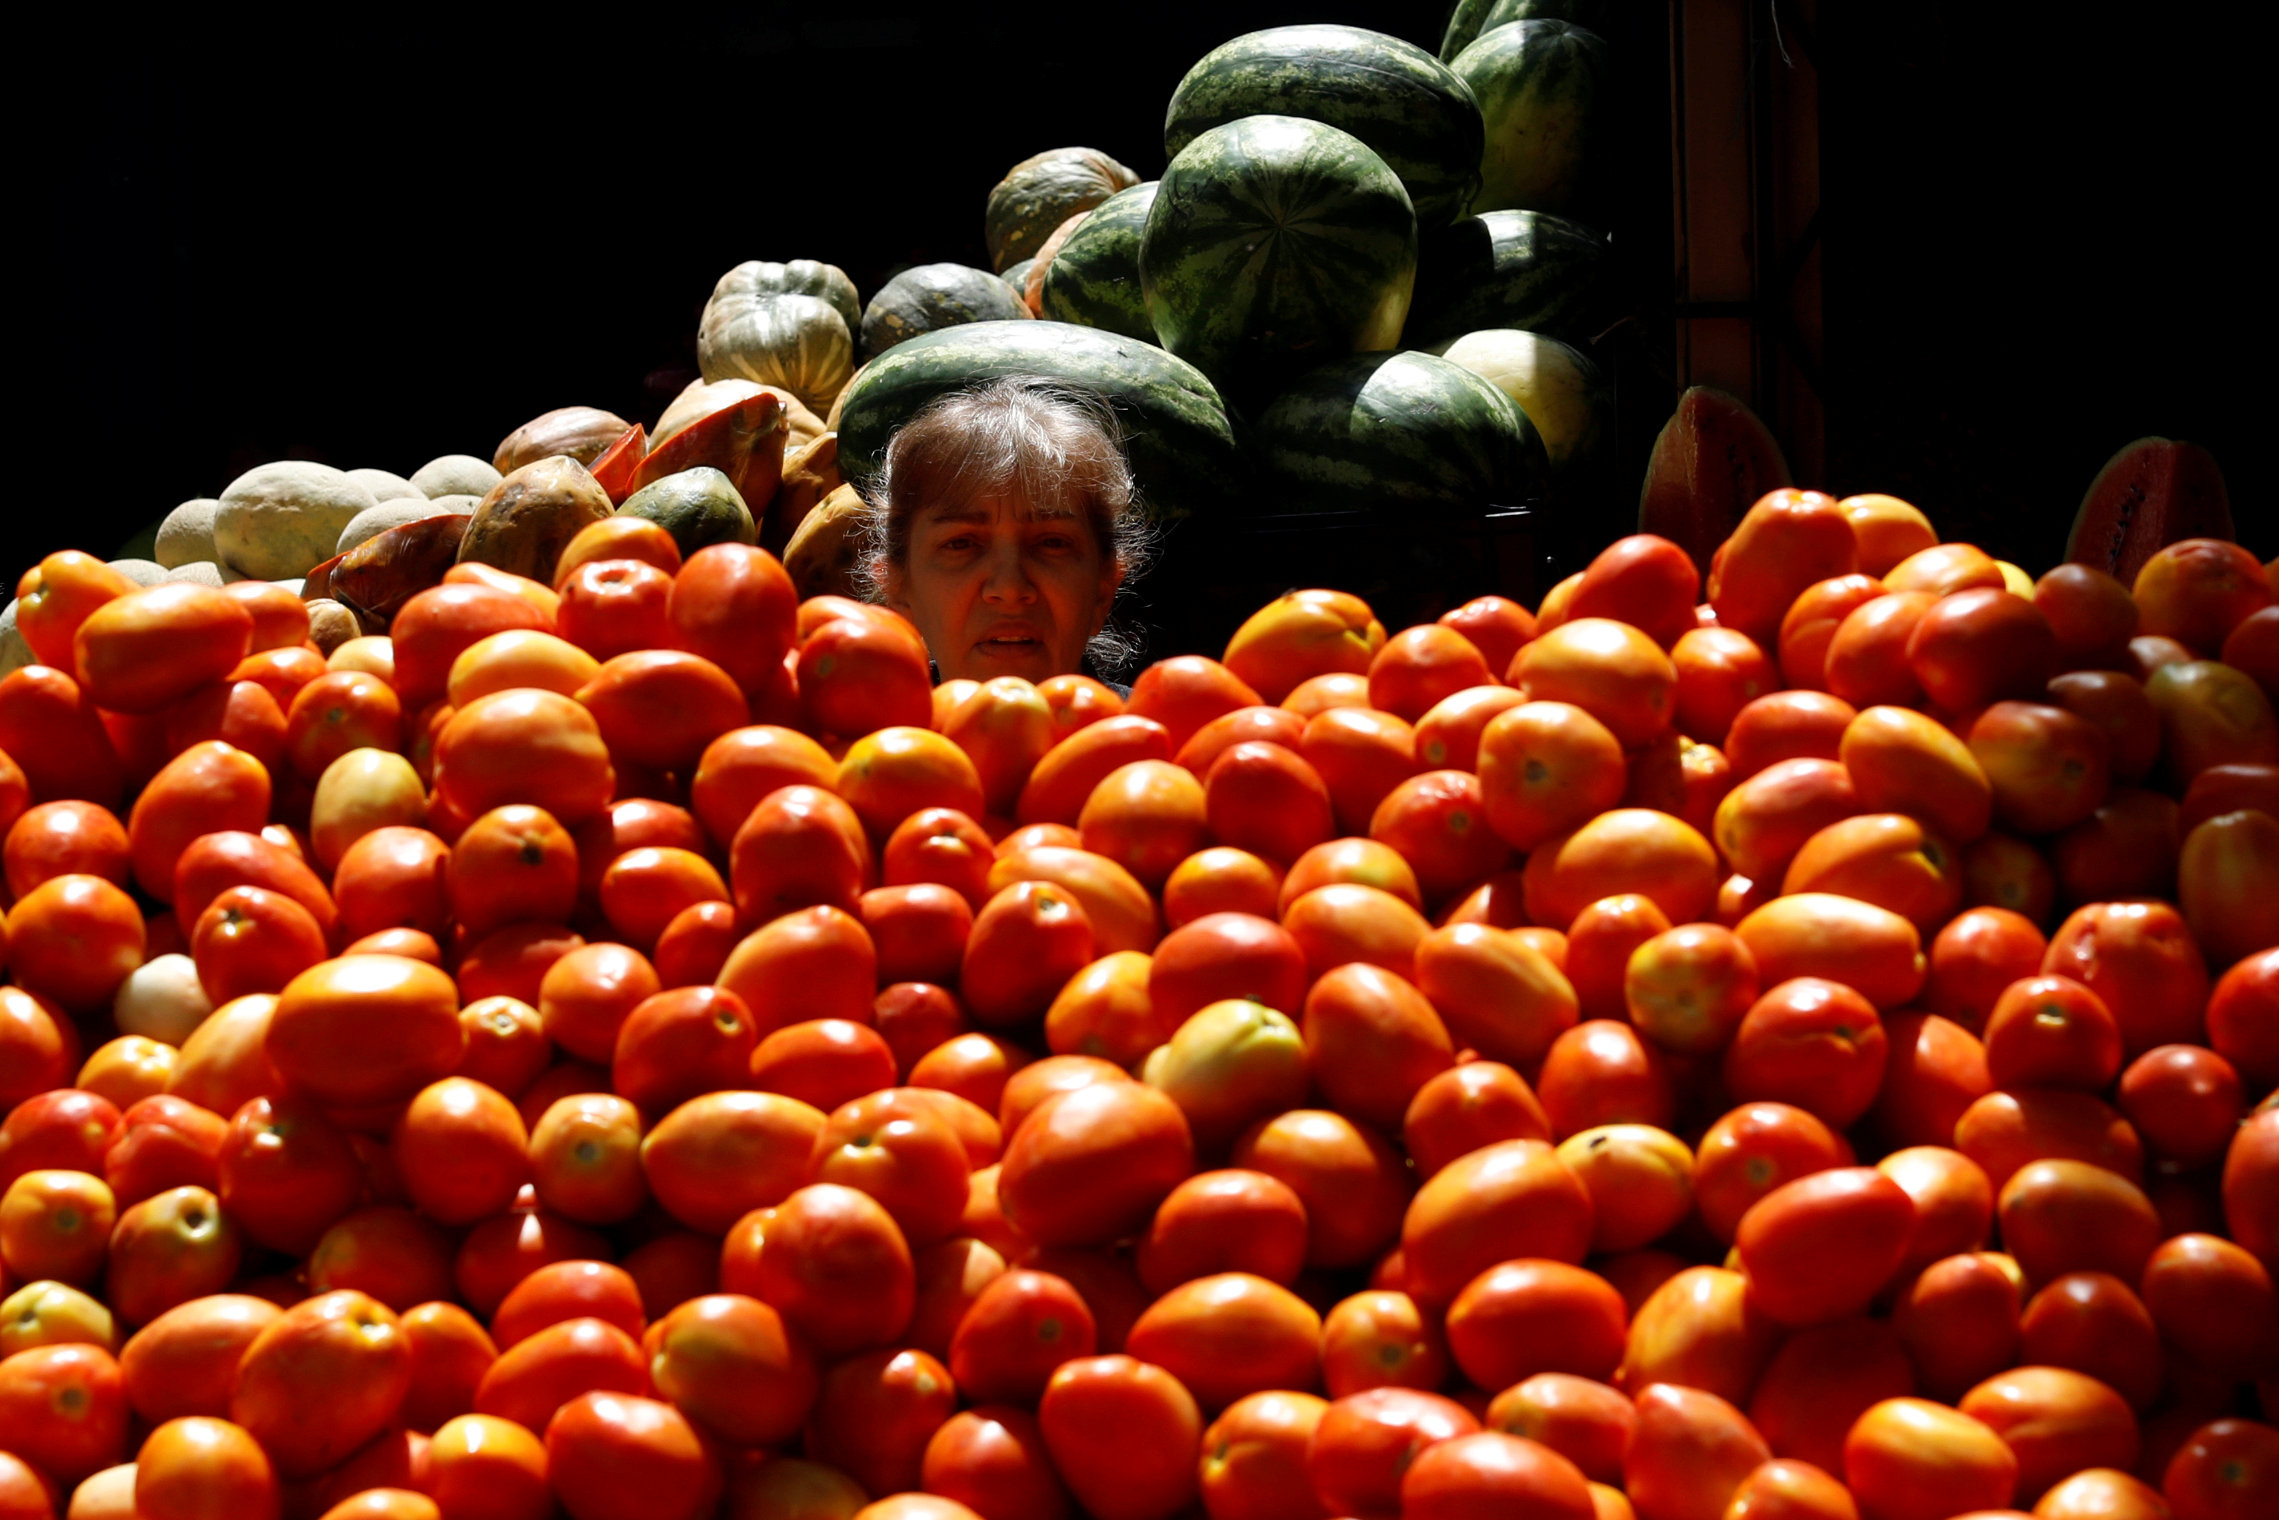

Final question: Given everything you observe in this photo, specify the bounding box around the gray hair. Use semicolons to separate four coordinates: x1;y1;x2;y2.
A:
858;375;1154;678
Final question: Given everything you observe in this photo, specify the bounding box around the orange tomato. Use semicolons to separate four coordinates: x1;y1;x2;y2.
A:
1692;1102;1851;1244
1175;704;1309;778
1483;1372;1635;1486
1198;1389;1331;1520
1965;701;2111;835
0;666;127;809
1163;846;1282;927
227;1290;410;1479
1412;924;1578;1070
1204;741;1335;866
1537;1019;1675;1138
1444;1258;1624;1391
1925;907;2048;1032
1568;535;1701;650
998;1083;1193;1250
941;676;1058;817
1317;1287;1448;1400
1622;1383;1774;1520
1735;1167;1914;1325
1527;810;1719;930
543;1391;722;1520
1231;1109;1409;1271
1959;1366;2137;1504
1307;1386;1480;1520
1671;626;1778;745
2017;1270;2162;1413
716;904;877;1032
962;881;1097;1027
1623;923;1759;1055
432;688;614;829
751;1182;914;1358
1078;759;1208;888
389;1076;528;1227
2042;900;2211;1056
526;1093;647;1226
1782;814;1961;935
1721;975;1889;1131
1125;655;1262;752
1877;1145;1995;1276
127;740;271;901
1515;619;1679;748
1035;1354;1202;1520
1825;591;1938;708
666;544;798;701
131;1414;281;1520
1440;594;1537;675
640;1090;825;1236
1368;625;1491;723
1621;1266;1779;1407
575;649;749;773
2034;562;2138;669
1736;894;1926;1010
1709;489;1858;642
4;874;144;1013
1779;573;1887;691
1907;589;2059;714
267;954;465;1108
73;583;253;714
423;1413;550;1520
1999;1158;2163;1287
1300;963;1454;1134
1843;1397;2017;1520
555;515;681;586
1016;715;1175;827
1726;690;1858;781
1400;1138;1592;1307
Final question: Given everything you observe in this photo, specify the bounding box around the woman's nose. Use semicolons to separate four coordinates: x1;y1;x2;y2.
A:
980;541;1037;603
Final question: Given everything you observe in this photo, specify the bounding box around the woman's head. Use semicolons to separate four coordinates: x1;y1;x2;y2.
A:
864;376;1147;683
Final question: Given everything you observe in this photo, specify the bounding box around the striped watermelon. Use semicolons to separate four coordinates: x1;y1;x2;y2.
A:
1039;182;1159;344
1441;0;1617;61
1404;209;1610;349
1141;115;1417;411
1163;26;1484;227
1453;20;1609;216
984;148;1141;273
859;264;1029;361
1253;350;1547;516
832;320;1246;521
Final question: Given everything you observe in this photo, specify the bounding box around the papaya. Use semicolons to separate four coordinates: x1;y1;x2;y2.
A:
455;457;615;583
1638;385;1792;576
2064;437;2235;588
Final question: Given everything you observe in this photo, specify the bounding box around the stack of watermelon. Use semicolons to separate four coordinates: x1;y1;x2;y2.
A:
814;6;1621;526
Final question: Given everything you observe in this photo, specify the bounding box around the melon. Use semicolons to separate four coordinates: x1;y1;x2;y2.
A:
1039;182;1159;344
1431;328;1608;476
1000;258;1038;299
619;466;757;556
410;455;502;500
215;462;381;581
833;320;1245;522
1637;386;1793;576
155;499;221;569
984;148;1142;273
1252;350;1547;517
2066;438;2236;586
346;468;422;503
1164;26;1485;227
1141;114;1417;410
1451;19;1609;217
1405;208;1611;348
860;264;1031;361
457;457;614;583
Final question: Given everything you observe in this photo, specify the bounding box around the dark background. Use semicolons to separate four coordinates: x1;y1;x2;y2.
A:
9;1;2267;600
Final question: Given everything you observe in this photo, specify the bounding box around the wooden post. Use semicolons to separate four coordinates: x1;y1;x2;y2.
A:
1669;0;1825;486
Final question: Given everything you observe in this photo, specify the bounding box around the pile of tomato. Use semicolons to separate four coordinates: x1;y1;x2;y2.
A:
0;489;2274;1520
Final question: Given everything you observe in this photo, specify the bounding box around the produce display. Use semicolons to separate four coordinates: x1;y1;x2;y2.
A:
3;9;2275;1520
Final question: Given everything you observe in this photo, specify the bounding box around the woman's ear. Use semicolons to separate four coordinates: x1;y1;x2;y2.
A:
1093;556;1127;630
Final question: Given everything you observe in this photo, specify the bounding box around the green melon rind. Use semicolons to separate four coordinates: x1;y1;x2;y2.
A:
1163;25;1484;227
1141;114;1418;411
832;320;1247;522
999;258;1038;299
1404;208;1611;349
1441;0;1617;61
1038;182;1161;344
984;148;1143;273
859;264;1031;361
1252;350;1548;516
1453;19;1610;217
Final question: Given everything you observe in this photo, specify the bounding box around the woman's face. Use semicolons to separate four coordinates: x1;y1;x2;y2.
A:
890;492;1120;683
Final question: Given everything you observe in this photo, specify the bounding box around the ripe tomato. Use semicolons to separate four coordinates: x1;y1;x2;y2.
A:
1307;1386;1479;1520
1038;1355;1203;1520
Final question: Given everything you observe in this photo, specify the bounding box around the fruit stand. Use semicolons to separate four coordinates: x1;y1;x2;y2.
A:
2;6;2275;1520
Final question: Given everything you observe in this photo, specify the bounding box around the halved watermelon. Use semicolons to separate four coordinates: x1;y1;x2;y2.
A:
1452;20;1610;216
1404;208;1611;348
832;320;1246;522
1252;350;1547;516
1141;114;1417;411
1164;26;1484;227
1039;182;1160;344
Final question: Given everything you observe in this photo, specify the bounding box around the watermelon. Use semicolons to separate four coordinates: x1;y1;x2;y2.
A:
1428;328;1607;477
859;264;1030;361
832;320;1247;522
999;258;1037;298
1252;350;1547;516
1452;20;1609;216
1404;209;1610;348
984;148;1141;273
1440;0;1617;61
1163;26;1484;227
1039;182;1159;344
1141;115;1417;411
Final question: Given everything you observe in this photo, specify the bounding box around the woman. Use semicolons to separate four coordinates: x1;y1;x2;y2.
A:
864;376;1149;686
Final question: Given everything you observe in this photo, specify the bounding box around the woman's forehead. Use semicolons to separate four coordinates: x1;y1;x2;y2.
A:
916;490;1083;527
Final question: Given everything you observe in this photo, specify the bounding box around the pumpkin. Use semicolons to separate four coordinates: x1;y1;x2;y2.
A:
708;259;862;337
657;378;827;457
457;457;615;582
782;482;870;602
492;405;634;474
984;147;1142;272
1022;211;1091;317
698;290;856;415
767;433;844;552
860;264;1030;361
824;362;870;435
